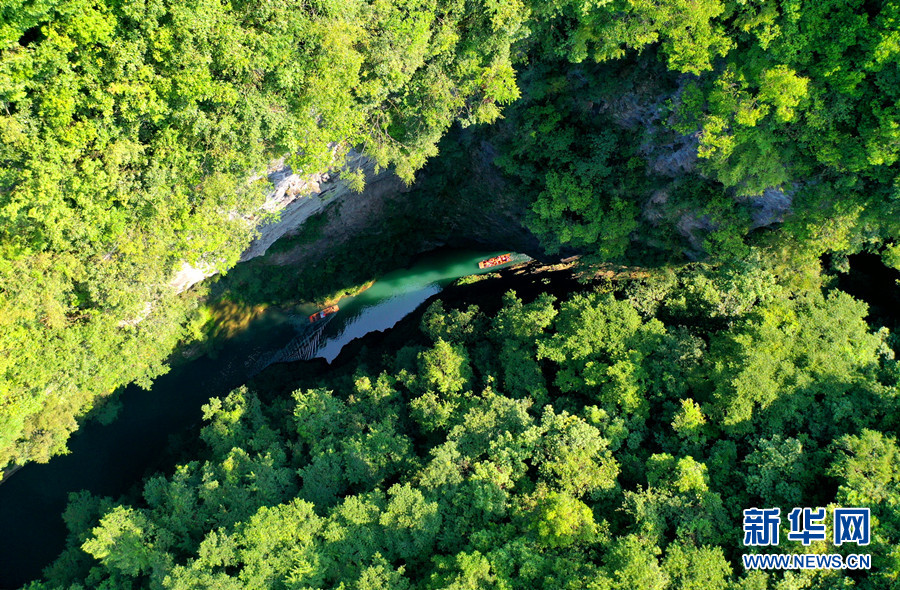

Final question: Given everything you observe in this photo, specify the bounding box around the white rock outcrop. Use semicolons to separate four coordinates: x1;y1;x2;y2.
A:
170;150;383;293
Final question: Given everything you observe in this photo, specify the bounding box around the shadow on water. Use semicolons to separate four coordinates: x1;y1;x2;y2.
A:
0;312;297;589
0;248;524;588
314;249;520;362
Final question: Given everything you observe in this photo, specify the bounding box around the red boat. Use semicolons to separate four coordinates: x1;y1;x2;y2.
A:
309;305;339;323
478;253;512;269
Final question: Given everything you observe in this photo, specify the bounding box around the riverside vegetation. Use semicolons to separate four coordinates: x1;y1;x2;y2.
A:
31;262;900;589
3;0;900;587
0;0;525;469
4;0;900;476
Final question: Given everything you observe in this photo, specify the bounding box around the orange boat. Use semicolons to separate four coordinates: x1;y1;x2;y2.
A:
478;253;512;269
309;304;339;323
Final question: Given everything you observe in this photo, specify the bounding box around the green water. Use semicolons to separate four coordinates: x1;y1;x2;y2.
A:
314;249;522;361
0;247;524;588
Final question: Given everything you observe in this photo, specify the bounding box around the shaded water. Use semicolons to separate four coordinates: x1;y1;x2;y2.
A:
315;249;522;361
0;248;523;588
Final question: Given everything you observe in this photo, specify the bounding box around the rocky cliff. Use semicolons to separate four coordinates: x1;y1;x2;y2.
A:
170;149;398;293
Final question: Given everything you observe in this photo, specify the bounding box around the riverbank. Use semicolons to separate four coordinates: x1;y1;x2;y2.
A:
249;256;616;399
160;126;547;367
210;147;545;307
183;130;546;357
0;248;534;587
0;464;21;486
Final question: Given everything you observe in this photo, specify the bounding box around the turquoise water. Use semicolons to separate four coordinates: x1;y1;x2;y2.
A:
0;248;525;588
314;249;520;361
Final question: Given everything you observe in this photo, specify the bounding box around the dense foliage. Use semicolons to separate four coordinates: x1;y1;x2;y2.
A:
6;1;900;584
495;0;900;263
6;0;900;471
32;265;900;588
0;0;526;470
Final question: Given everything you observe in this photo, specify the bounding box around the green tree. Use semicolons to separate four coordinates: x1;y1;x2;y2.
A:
531;490;597;548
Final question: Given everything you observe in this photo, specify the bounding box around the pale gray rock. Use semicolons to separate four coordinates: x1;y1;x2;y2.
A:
169;149;393;293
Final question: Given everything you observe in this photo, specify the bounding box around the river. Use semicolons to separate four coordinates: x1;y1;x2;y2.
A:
0;248;526;589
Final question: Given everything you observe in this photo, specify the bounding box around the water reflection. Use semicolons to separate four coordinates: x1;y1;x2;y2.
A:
0;248;524;587
315;284;443;361
267;249;525;365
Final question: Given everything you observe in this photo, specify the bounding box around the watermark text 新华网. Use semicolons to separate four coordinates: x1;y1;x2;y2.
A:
741;507;871;571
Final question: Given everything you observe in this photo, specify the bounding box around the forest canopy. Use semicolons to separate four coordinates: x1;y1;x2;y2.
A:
497;0;900;263
5;0;900;584
0;0;526;470
29;265;900;589
3;0;900;541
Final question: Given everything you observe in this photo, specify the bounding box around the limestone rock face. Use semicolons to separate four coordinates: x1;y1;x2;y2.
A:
169;262;217;294
243;150;381;263
170;150;390;293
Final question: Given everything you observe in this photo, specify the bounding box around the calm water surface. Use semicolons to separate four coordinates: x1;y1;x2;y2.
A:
0;248;523;588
